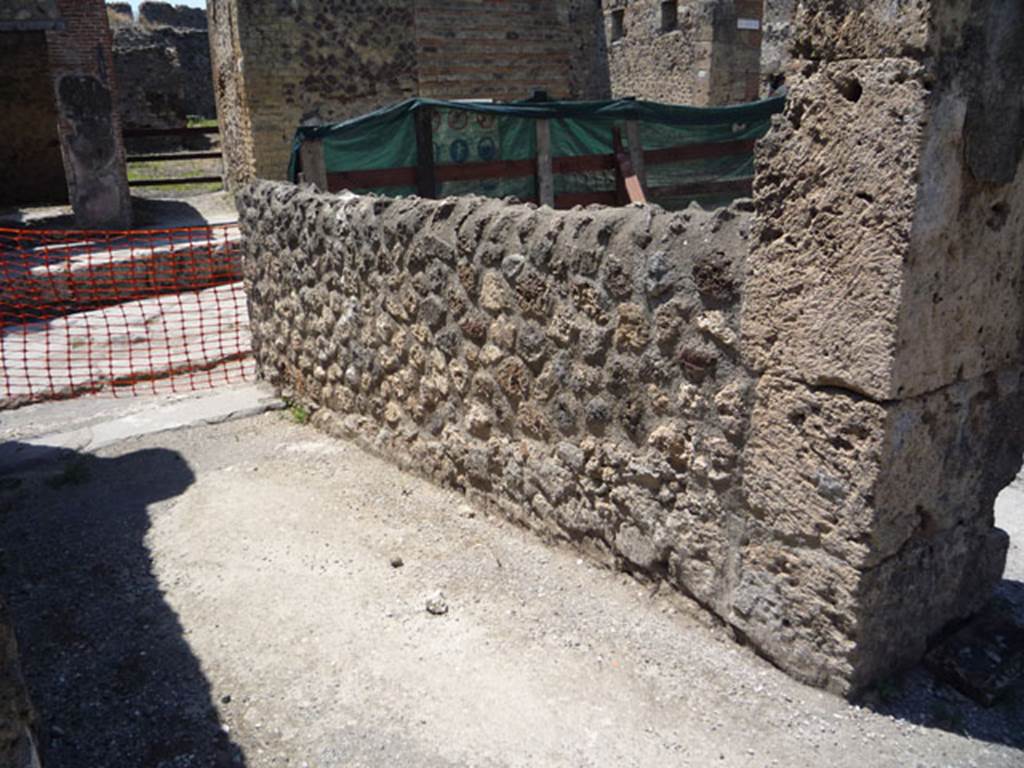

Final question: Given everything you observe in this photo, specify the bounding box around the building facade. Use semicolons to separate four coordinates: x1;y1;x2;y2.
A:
0;0;131;226
208;0;611;188
603;0;766;105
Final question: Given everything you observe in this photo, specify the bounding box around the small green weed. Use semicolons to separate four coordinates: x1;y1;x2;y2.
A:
287;401;311;425
46;458;92;489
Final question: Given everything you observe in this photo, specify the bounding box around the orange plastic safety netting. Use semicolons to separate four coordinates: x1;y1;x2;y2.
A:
0;224;253;408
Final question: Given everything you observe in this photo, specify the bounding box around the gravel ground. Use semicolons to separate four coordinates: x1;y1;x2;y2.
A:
0;411;1021;767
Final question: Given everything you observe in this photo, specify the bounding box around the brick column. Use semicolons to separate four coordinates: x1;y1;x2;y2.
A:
737;0;1024;693
46;0;132;228
707;0;763;104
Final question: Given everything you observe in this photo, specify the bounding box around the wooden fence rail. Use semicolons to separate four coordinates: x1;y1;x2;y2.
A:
299;108;754;209
123;126;225;189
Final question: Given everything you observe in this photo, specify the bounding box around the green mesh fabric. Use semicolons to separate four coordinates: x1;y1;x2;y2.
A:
291;96;784;210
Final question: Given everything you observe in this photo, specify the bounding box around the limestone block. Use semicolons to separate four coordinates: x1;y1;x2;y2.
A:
745;369;1024;570
749;4;1024;400
731;539;860;691
743;58;927;399
741;369;1024;692
852;522;1009;691
791;0;931;60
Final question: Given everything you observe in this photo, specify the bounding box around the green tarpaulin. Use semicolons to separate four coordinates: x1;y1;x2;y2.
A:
290;96;785;210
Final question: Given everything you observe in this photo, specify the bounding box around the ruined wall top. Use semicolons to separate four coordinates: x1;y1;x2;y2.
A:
138;0;206;29
0;0;59;23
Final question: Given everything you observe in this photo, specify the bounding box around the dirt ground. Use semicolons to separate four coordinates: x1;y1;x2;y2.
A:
0;407;1022;768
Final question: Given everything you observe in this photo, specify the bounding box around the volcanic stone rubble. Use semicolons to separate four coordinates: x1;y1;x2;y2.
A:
239;183;793;678
240;78;1024;693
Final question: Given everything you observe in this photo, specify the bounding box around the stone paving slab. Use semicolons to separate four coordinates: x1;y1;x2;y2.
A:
1;413;1021;767
0;382;283;473
0;281;251;406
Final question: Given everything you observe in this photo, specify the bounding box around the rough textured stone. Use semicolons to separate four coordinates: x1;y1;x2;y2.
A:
138;1;206;30
0;597;39;768
746;38;1024;401
239;4;1024;694
112;13;216;127
741;0;1024;694
240;179;754;652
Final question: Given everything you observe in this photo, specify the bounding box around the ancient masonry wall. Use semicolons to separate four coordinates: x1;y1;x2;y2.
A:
111;3;217;129
112;32;187;129
137;0;206;30
241;181;760;646
413;0;608;102
240;0;1024;695
208;0;257;188
0;31;67;205
46;0;132;227
208;0;610;189
604;0;763;106
739;0;1024;690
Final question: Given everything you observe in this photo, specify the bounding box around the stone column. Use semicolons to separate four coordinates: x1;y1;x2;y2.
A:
737;0;1024;694
46;0;132;228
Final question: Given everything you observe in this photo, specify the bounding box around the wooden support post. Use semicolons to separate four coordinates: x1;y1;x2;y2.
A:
612;127;647;205
535;119;555;208
414;108;437;199
625;120;647;191
299;139;328;191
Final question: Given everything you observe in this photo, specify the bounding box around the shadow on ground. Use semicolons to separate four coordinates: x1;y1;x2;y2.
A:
0;194;232;231
859;580;1024;749
130;196;224;227
0;442;246;767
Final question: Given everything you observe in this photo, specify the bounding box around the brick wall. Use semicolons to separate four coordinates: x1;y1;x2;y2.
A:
605;0;763;106
415;0;594;101
209;0;609;187
0;31;67;205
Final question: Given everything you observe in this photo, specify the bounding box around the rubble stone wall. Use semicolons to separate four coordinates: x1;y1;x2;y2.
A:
0;0;58;25
208;0;610;188
604;0;762;106
237;0;1024;697
240;180;759;628
138;1;205;30
110;4;216;128
112;32;187;129
210;0;419;188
